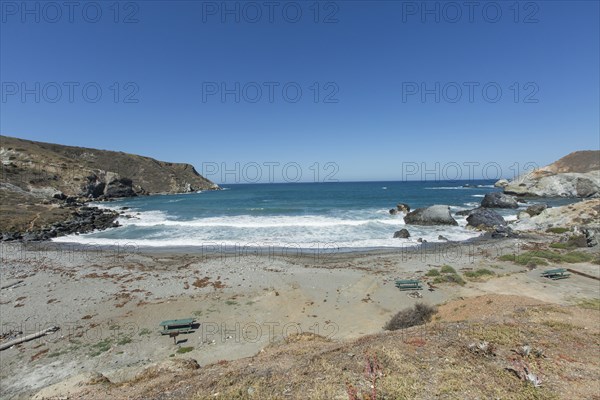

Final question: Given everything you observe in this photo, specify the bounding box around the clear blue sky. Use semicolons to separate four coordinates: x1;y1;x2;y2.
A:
1;1;598;183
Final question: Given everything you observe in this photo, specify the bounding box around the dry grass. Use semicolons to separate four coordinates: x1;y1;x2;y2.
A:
67;294;600;400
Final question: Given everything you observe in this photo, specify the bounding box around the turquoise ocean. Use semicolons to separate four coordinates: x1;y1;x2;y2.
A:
53;181;573;249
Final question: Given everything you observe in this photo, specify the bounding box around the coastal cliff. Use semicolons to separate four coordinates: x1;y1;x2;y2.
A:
0;135;218;239
502;151;600;198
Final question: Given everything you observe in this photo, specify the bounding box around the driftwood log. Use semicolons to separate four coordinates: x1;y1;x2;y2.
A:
0;326;60;351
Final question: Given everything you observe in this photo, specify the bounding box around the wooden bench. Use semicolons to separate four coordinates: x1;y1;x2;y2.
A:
395;279;423;291
541;268;570;280
159;318;196;335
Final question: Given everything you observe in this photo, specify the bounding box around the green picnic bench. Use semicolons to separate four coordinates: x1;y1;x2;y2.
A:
541;268;570;280
395;279;423;291
159;318;196;335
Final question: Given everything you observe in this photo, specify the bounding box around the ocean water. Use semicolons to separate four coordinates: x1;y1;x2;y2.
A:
52;180;565;249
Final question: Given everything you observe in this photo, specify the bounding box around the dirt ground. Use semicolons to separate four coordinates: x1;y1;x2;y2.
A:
0;237;598;399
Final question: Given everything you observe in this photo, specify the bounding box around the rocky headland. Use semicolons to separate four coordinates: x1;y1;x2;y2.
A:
0;135;218;241
502;150;599;198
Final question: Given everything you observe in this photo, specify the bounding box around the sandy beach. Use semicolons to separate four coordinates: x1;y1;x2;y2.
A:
1;234;598;399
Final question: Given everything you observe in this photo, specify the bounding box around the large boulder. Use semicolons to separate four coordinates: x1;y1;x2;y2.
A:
466;208;506;230
576;177;598;198
481;192;518;209
404;205;458;226
491;225;517;238
393;229;410;238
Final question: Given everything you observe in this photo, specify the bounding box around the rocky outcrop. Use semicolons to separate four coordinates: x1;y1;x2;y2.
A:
504;151;600;198
404;205;458;226
466;208;506;230
396;203;410;213
525;203;547;217
2;205;119;242
513;199;600;233
455;209;475;216
104;178;136;198
494;179;509;188
390;203;410;215
481;192;518;209
0;135;219;240
393;229;410;238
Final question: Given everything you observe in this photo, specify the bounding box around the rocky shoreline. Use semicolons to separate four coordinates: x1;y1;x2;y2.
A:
1;200;120;242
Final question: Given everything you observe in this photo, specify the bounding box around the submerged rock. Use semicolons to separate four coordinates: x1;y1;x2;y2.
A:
404;205;458;226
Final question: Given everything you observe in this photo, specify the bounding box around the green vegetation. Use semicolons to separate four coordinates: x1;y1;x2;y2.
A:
546;227;570;234
433;273;465;286
138;328;152;336
176;346;194;354
499;250;594;266
440;265;456;274
225;300;238;306
464;269;495;280
427;265;465;285
117;336;132;345
90;338;112;357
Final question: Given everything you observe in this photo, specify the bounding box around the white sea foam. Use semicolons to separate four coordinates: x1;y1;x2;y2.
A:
53;206;482;249
53;227;481;249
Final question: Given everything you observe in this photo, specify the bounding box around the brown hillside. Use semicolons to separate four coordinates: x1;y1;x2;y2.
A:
0;135;217;197
535;150;600;177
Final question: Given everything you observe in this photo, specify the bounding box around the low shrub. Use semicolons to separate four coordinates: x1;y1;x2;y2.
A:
464;269;496;279
546;227;570;234
499;250;593;265
384;302;437;331
425;269;440;277
440;265;456;274
433;273;465;285
176;346;194;354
